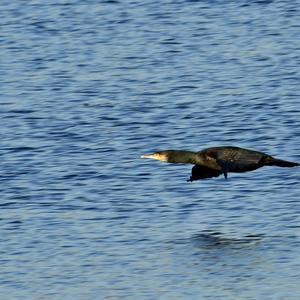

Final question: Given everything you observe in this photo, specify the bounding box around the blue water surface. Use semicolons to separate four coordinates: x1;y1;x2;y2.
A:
1;0;300;299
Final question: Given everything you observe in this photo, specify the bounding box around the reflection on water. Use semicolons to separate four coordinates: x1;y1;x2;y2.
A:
171;231;264;249
191;231;263;248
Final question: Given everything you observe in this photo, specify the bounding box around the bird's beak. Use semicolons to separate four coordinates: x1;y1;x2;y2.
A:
140;154;156;159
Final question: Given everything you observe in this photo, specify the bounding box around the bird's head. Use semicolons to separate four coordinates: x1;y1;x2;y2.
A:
140;151;169;162
141;150;197;164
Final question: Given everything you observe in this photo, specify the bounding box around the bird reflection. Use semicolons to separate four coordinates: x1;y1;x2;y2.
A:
190;231;263;249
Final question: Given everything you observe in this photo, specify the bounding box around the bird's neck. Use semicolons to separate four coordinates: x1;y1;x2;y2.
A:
167;151;202;164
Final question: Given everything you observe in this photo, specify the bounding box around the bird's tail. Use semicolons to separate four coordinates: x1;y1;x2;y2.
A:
263;157;299;168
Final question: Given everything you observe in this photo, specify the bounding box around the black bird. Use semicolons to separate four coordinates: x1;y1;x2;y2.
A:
141;146;299;181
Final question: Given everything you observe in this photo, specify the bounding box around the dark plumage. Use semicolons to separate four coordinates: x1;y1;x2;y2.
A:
141;146;299;182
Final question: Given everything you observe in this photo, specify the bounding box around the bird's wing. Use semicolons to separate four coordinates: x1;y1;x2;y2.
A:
203;147;265;177
188;164;222;182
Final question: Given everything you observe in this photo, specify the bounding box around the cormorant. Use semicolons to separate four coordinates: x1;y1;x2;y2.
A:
141;146;299;181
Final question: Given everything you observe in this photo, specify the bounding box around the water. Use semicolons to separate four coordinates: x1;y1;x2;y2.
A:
1;1;300;299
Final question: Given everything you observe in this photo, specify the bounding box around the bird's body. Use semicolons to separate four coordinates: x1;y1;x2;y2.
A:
141;146;299;181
